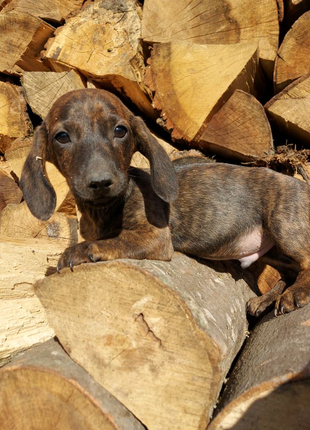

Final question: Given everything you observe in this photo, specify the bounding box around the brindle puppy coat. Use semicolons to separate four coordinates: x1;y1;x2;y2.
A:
20;89;310;316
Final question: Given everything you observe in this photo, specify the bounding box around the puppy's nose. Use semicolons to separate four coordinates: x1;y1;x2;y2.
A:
87;175;113;192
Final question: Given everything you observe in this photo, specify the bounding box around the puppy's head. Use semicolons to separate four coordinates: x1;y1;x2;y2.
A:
20;89;178;220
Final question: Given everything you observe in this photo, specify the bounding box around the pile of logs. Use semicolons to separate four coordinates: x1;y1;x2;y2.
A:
1;0;310;429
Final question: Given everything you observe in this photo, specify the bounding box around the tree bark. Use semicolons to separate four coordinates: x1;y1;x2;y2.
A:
0;339;146;430
208;305;310;430
35;254;255;430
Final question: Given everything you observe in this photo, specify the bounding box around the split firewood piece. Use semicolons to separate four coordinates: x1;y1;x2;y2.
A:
5;141;71;212
265;73;310;146
1;339;146;430
208;305;310;430
274;10;310;93
145;41;260;142
198;90;273;161
0;81;32;154
0;168;22;212
0;11;54;75
0;0;84;23
22;70;86;119
0;236;67;365
142;0;279;78
0;202;78;245
43;0;154;118
35;254;255;430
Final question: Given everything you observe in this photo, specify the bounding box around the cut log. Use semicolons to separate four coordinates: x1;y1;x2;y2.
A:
142;0;279;78
22;70;86;118
0;11;54;75
0;0;84;23
198;90;273;161
265;73;310;146
43;0;154;117
274;10;310;93
208;305;310;430
145;41;260;142
1;339;145;430
0;202;78;245
35;254;255;430
0;237;67;365
0;168;22;211
0;81;32;154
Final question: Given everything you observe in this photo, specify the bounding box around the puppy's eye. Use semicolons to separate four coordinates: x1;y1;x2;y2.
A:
55;132;70;144
114;125;127;138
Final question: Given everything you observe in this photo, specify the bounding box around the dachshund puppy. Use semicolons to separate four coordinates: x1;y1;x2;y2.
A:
20;89;310;316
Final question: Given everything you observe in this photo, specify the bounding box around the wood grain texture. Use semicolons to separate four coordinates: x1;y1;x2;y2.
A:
0;81;32;153
142;0;279;77
208;305;310;429
266;73;310;145
22;70;86;118
35;253;255;430
0;237;67;365
199;90;273;161
0;11;54;75
0;0;83;22
146;41;259;141
1;339;145;430
274;10;310;92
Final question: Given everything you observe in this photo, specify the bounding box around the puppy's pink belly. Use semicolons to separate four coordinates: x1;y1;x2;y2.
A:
208;229;275;268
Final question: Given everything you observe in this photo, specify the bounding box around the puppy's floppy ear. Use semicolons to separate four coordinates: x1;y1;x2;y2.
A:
20;123;56;221
131;116;178;202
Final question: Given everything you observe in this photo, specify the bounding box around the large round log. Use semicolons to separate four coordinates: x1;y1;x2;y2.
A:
142;0;279;78
35;253;255;430
208;305;310;430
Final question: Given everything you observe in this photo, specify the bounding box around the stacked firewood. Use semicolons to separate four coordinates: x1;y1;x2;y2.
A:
0;1;310;429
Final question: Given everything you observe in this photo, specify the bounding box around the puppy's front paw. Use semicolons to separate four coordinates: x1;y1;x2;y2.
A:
247;295;274;317
57;241;93;271
247;280;287;317
275;286;310;315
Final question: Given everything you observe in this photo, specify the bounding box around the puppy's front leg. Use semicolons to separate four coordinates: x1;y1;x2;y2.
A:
275;269;310;314
57;227;173;271
247;280;287;316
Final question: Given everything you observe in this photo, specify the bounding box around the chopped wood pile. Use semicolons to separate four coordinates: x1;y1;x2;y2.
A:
1;0;310;429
